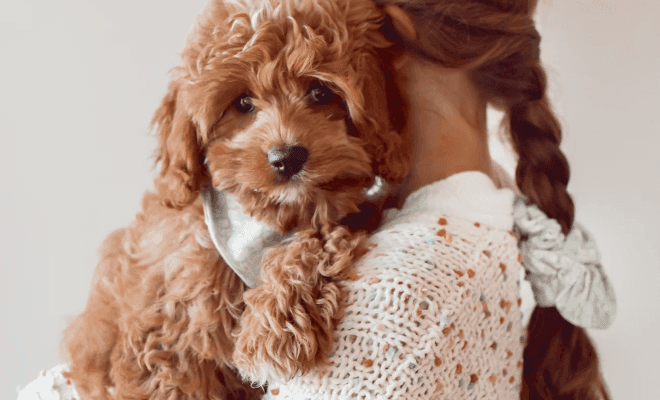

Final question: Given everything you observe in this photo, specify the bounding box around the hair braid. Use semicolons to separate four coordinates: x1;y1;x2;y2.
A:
375;0;611;398
474;21;609;400
491;65;609;400
510;94;575;232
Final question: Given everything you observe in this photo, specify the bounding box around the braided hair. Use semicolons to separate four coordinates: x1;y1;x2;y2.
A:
376;1;610;398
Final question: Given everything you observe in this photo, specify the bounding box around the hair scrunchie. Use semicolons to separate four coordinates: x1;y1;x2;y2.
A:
513;198;617;329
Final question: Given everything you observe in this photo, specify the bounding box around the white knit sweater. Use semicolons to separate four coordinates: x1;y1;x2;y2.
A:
263;171;524;399
17;171;526;400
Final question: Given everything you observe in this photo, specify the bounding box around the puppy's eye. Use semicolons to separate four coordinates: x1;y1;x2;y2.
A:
233;94;255;114
308;82;334;105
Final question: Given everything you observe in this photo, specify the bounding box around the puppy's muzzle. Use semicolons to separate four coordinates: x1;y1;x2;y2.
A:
267;145;308;180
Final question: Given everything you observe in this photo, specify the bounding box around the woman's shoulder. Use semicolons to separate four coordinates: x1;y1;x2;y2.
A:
380;171;517;233
265;172;526;398
361;170;520;280
354;208;522;311
266;212;525;399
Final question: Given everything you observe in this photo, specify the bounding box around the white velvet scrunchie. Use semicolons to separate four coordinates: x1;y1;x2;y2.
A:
513;198;617;329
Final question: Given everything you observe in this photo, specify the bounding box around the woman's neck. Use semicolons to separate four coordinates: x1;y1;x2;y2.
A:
397;55;495;201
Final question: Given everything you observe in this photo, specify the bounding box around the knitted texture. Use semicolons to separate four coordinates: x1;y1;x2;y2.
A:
17;365;80;400
16;172;525;400
265;174;525;399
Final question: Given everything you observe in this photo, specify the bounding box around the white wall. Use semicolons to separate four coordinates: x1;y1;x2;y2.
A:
1;1;658;399
0;1;209;397
535;2;660;398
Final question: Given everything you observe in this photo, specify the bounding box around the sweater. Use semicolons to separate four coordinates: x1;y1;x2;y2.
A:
17;171;524;400
262;171;523;399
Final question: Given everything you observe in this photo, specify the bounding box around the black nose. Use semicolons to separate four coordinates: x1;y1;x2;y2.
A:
267;145;308;179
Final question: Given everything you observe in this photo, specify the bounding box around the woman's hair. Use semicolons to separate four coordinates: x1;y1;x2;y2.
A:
375;0;610;399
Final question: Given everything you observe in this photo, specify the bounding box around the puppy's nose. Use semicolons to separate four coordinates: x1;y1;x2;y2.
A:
267;145;308;179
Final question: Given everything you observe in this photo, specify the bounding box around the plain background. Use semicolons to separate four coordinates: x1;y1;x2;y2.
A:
1;0;659;399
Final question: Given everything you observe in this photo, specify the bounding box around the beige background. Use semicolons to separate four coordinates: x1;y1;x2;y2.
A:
1;0;658;399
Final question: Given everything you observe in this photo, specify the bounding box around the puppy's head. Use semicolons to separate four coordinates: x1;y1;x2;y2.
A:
153;0;409;232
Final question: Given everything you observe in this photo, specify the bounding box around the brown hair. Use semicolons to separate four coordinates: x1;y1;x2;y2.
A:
375;0;610;398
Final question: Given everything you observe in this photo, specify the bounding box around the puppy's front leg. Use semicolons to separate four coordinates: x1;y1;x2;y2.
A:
232;227;368;385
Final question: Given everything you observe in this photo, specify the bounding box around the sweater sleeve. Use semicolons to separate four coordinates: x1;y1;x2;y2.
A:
265;172;525;400
16;365;80;400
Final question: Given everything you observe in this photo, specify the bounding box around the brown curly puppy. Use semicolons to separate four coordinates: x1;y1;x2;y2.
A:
61;0;409;399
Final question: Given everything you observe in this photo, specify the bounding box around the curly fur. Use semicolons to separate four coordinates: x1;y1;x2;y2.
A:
61;0;409;399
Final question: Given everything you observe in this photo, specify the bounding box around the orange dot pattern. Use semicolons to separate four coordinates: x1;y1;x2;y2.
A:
262;213;523;399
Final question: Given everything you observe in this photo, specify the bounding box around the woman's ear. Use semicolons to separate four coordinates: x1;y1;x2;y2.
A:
152;80;202;209
383;4;417;42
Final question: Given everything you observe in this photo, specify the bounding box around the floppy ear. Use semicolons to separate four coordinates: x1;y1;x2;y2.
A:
354;49;410;184
152;79;202;209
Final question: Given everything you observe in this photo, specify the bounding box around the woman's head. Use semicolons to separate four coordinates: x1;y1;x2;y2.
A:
377;1;610;399
379;0;572;230
382;0;541;70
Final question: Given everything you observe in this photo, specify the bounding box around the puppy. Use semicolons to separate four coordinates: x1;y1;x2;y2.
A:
62;0;409;398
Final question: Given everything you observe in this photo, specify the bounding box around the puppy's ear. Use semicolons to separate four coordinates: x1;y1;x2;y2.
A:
354;50;410;184
152;80;202;209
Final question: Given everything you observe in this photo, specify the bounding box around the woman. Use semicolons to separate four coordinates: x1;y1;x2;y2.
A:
17;1;615;399
375;1;615;399
263;1;615;398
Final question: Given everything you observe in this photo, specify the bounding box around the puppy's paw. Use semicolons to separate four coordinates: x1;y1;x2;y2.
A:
231;233;345;384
